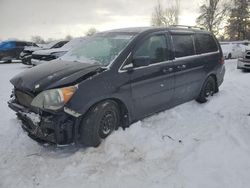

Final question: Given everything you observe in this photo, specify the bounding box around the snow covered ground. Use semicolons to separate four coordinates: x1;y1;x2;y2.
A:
1;60;250;188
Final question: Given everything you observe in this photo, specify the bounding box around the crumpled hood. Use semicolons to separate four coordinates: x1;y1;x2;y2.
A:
10;60;102;93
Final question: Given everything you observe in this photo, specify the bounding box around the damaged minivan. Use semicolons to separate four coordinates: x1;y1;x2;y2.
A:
8;27;225;147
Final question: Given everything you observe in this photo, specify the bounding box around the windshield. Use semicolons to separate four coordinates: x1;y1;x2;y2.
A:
61;37;86;49
60;33;135;66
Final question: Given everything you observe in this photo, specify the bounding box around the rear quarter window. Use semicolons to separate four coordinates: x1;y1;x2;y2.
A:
172;34;195;58
195;34;218;54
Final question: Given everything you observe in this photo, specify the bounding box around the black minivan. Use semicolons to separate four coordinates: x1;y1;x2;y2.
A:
8;27;225;147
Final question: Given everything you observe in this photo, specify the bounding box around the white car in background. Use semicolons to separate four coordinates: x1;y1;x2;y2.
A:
237;47;250;70
31;37;86;66
220;43;245;59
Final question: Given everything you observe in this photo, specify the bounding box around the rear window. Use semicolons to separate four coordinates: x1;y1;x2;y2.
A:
195;34;218;54
172;34;195;58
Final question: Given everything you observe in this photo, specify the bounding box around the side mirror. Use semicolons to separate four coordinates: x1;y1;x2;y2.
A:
132;56;151;68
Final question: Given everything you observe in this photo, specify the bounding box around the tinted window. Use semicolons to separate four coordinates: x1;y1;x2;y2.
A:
16;42;25;47
26;42;35;46
53;41;67;48
172;34;195;58
134;35;167;64
195;34;218;54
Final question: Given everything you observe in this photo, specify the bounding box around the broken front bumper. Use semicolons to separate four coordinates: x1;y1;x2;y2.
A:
8;100;78;145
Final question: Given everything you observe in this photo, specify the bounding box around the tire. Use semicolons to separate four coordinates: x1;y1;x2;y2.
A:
196;76;216;103
228;53;232;59
79;100;120;147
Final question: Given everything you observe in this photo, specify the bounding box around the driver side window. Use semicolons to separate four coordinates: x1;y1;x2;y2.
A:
133;35;167;65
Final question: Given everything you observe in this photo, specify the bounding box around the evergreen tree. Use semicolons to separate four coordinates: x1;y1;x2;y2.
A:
226;0;250;40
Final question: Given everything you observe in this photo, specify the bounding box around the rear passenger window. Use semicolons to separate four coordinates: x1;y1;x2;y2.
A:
134;35;167;64
195;34;218;54
172;34;195;58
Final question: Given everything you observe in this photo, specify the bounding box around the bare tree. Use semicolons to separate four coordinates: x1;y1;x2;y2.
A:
46;38;55;43
196;0;230;35
65;35;73;41
151;0;180;26
85;27;98;36
31;36;45;44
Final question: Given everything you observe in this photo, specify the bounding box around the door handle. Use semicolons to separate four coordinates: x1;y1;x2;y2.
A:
162;67;173;73
177;65;186;69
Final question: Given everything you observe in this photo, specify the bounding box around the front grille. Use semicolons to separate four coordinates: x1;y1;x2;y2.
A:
15;90;34;108
245;51;250;59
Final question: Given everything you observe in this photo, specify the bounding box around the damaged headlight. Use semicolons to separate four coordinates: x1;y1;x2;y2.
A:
31;85;78;110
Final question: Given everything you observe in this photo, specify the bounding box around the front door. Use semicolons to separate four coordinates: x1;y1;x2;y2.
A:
128;33;175;119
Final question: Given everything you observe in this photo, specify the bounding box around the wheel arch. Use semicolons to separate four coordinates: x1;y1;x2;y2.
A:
80;97;130;129
209;73;219;92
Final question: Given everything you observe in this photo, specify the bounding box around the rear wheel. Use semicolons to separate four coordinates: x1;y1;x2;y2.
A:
228;53;232;59
196;76;216;103
79;100;120;147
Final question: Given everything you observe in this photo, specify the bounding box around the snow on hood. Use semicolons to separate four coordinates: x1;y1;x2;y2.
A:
32;37;86;56
32;48;68;55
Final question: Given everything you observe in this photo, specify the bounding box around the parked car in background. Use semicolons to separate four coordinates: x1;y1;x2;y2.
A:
8;27;225;147
220;43;245;59
31;37;85;66
237;49;250;70
0;40;37;63
20;40;68;65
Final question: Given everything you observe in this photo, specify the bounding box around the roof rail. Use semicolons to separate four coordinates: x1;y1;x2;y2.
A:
171;25;205;30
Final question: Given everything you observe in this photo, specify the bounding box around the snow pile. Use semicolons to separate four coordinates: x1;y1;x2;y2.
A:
0;60;250;188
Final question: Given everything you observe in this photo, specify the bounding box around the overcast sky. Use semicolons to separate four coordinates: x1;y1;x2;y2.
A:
0;0;201;41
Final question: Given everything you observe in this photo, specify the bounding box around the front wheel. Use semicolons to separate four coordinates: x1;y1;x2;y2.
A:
196;76;216;103
79;100;120;147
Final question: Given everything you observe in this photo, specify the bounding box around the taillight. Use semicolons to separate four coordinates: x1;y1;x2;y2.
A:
219;57;224;65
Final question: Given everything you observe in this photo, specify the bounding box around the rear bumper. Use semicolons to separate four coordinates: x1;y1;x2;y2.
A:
8;100;77;145
217;64;225;87
237;58;250;69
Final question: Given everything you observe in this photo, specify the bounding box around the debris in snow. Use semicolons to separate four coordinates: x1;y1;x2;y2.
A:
193;138;200;142
26;153;41;157
162;134;175;141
